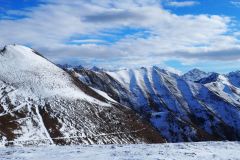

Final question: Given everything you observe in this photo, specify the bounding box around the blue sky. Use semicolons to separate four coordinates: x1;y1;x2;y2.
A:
0;0;240;74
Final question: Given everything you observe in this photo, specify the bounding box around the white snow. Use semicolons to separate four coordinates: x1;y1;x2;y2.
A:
35;105;54;144
91;87;117;102
97;67;240;142
0;142;239;160
107;69;131;89
205;74;240;106
0;45;105;104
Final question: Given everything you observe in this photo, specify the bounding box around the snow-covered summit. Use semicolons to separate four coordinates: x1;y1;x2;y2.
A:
0;44;93;100
182;68;210;82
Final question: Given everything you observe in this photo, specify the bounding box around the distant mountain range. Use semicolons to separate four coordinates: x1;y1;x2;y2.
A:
0;45;239;146
68;62;240;142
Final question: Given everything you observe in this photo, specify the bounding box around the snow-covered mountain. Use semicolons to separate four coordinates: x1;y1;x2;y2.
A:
227;71;240;88
182;68;211;82
1;45;240;146
72;66;240;142
0;45;164;146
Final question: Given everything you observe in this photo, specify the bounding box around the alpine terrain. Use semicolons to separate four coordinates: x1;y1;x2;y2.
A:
70;66;240;142
0;45;164;146
1;45;240;146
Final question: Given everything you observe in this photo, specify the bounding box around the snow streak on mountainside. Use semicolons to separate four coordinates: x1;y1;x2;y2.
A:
72;66;240;142
0;45;164;146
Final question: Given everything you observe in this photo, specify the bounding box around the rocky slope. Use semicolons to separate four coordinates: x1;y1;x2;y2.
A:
0;45;164;146
71;66;240;142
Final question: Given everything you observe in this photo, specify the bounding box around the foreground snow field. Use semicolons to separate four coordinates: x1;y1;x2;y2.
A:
1;142;240;160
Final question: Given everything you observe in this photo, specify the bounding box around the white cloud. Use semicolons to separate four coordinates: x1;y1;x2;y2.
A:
167;1;199;7
70;39;106;44
231;1;240;7
0;0;240;69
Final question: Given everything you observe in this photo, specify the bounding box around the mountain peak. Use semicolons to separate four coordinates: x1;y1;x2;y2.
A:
0;44;41;58
91;66;104;72
188;68;206;74
0;45;90;99
182;68;209;82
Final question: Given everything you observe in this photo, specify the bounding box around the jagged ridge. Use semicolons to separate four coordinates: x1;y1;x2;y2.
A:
71;66;240;142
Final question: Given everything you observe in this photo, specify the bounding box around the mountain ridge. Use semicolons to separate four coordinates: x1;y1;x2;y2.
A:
70;65;240;142
0;45;164;146
1;44;240;146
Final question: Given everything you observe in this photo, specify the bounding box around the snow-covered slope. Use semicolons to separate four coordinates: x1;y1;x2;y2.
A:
0;45;164;146
1;142;240;160
0;45;101;100
73;66;240;142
